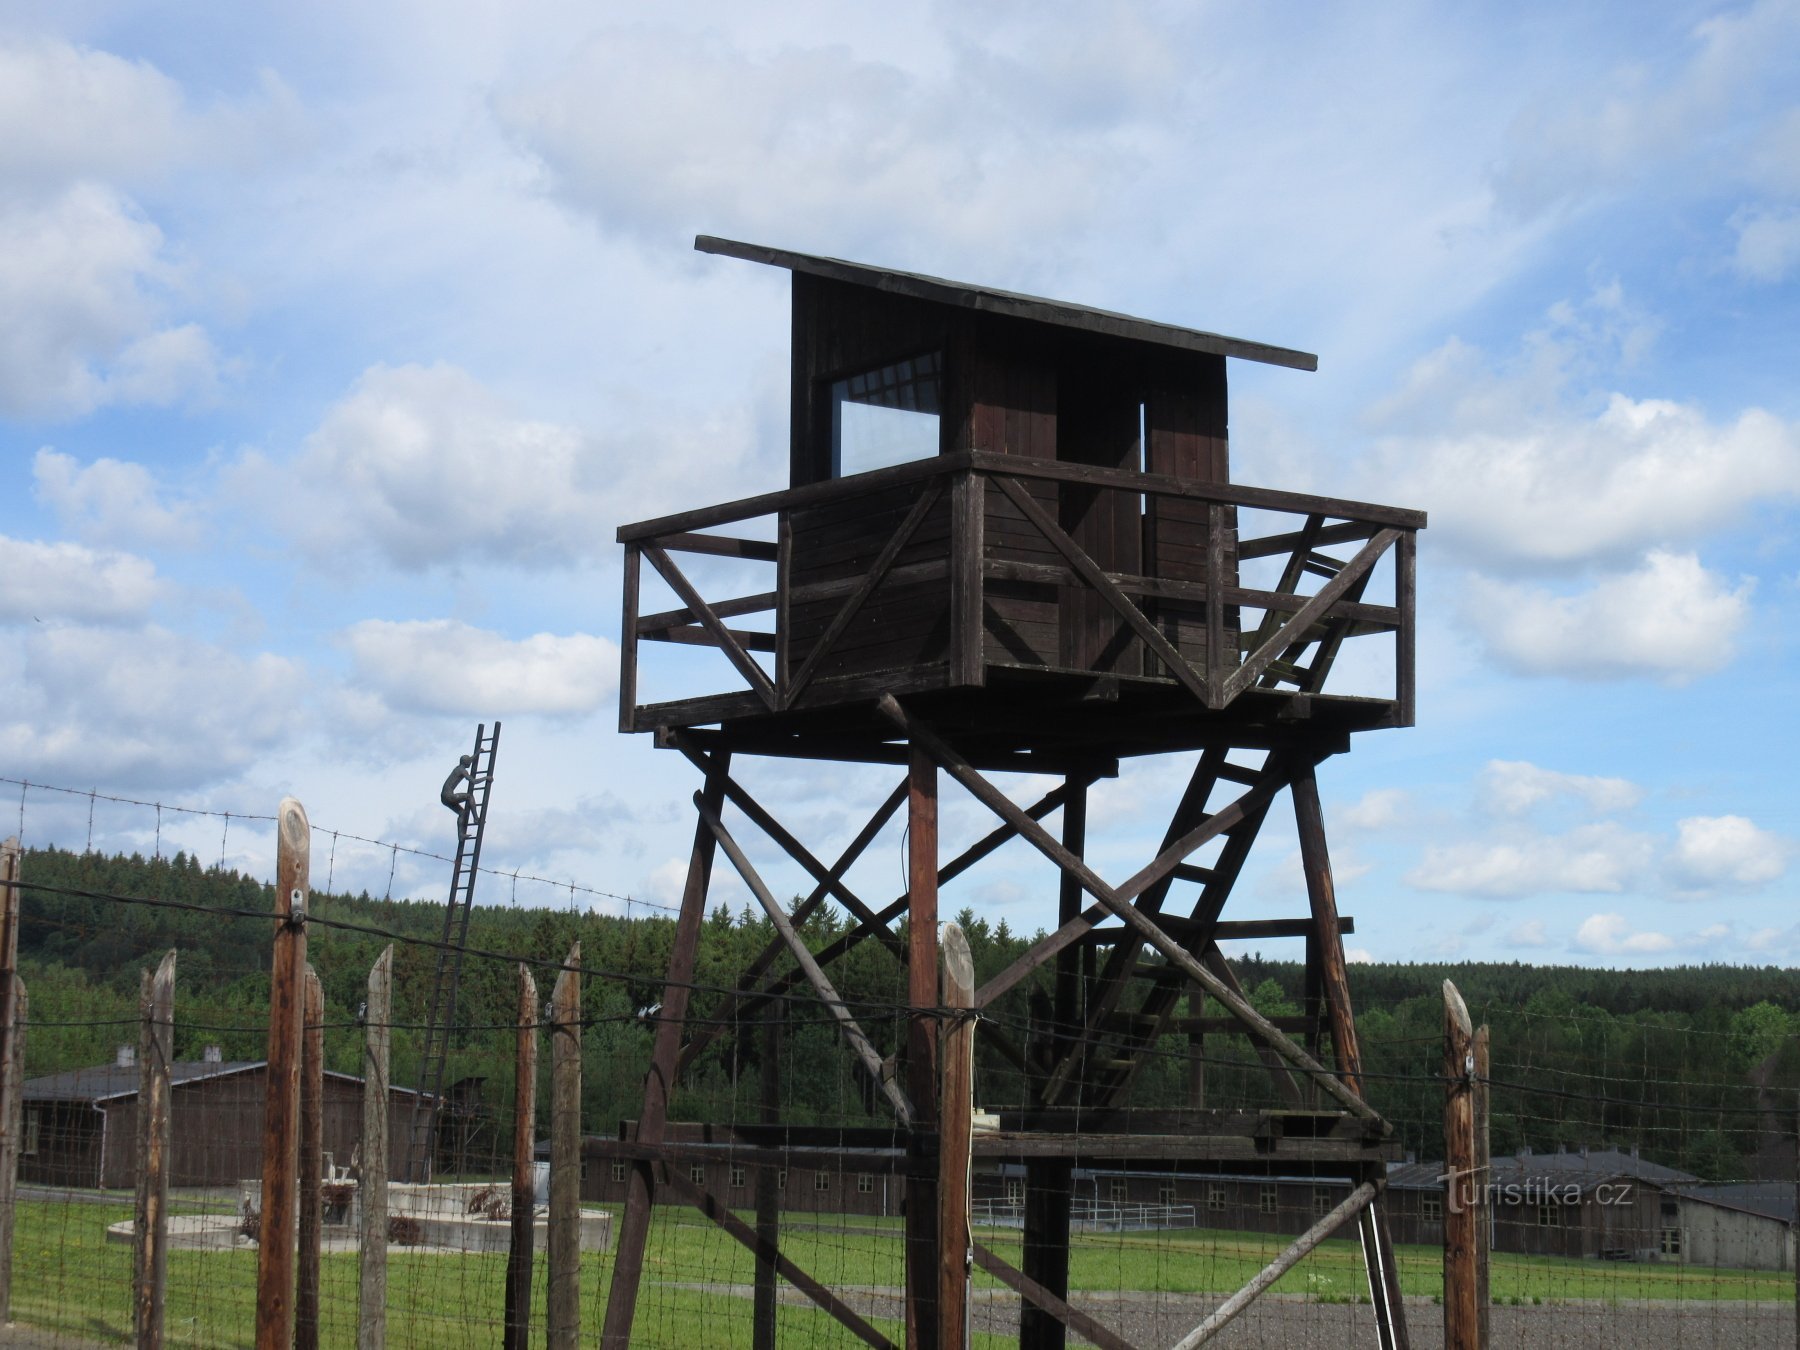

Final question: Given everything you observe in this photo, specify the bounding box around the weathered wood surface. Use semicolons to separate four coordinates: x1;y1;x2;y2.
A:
0;837;22;1324
1169;1182;1377;1349
1443;981;1478;1350
255;798;310;1350
358;947;392;1350
133;951;175;1350
700;799;913;1125
296;965;324;1350
753;1004;781;1350
905;742;941;1350
938;924;975;1350
548;945;581;1350
1474;1024;1491;1350
603;754;728;1350
503;964;538;1350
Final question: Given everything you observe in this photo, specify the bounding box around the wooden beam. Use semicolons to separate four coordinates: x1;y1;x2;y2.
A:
603;752;729;1350
296;964;324;1350
1443;980;1477;1350
1168;1182;1377;1349
753;1004;781;1350
619;544;640;734
548;945;582;1350
134;950;176;1350
659;531;779;561
659;1167;898;1350
1474;1024;1491;1349
1292;768;1361;1095
880;697;1377;1122
972;1244;1136;1350
504;964;539;1350
937;924;975;1350
784;479;943;709
255;797;310;1350
358;947;392;1350
905;742;940;1350
641;544;778;709
699;798;914;1126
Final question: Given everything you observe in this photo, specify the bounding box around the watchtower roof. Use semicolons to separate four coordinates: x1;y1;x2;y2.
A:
696;235;1319;373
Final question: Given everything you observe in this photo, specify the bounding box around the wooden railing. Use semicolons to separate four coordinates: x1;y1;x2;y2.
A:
617;451;1423;731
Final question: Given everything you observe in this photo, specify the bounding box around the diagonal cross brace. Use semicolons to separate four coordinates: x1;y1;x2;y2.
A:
642;543;779;709
697;797;916;1128
879;695;1379;1123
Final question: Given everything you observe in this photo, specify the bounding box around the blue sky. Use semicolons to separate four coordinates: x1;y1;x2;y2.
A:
0;1;1796;967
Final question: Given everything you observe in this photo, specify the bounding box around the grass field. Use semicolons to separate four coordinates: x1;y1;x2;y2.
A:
8;1198;1791;1348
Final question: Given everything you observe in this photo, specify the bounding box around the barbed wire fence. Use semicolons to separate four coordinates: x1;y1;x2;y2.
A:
0;779;1795;1347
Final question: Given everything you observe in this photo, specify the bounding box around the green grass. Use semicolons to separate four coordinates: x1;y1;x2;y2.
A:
9;1200;1791;1348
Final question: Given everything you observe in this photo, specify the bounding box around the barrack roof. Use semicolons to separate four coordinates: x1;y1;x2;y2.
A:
695;235;1319;373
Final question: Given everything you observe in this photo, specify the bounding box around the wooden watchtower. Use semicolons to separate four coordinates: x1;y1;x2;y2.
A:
605;236;1425;1349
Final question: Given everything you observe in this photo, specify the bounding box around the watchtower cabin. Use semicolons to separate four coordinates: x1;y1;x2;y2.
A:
608;238;1426;1350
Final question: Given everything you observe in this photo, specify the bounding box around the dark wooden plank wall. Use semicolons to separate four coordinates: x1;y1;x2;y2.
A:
1144;354;1237;670
1056;348;1144;674
785;483;952;684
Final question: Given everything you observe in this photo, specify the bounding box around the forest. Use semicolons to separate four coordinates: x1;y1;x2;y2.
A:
12;844;1799;1183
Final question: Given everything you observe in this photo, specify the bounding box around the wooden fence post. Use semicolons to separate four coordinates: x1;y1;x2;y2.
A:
503;964;539;1350
1473;1024;1490;1349
255;798;310;1350
905;744;940;1350
359;946;392;1350
134;951;176;1349
0;836;22;1326
937;923;974;1350
548;945;581;1350
1443;980;1477;1350
296;965;325;1350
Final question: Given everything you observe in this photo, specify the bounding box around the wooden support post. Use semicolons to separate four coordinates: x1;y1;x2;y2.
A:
905;740;940;1350
603;753;728;1350
1473;1024;1490;1350
255;798;310;1350
938;924;974;1350
753;1001;782;1350
503;964;539;1350
1443;980;1477;1350
1169;1182;1377;1349
0;836;22;1327
548;945;581;1350
296;965;324;1350
359;946;392;1350
134;950;176;1350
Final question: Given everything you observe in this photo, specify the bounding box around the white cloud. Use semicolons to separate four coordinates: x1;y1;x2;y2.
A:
33;449;197;548
1670;814;1791;889
255;363;616;571
1343;947;1374;964
1477;760;1642;816
1573;912;1674;957
0;624;304;789
1383;384;1800;570
1408;821;1655;897
1490;0;1800;218
0;536;161;623
1464;550;1751;683
1506;919;1550;948
1340;787;1411;831
341;618;618;717
1732;208;1800;282
0;36;187;194
0;184;220;418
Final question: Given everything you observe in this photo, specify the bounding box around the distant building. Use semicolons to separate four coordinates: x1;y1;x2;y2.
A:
1387;1145;1698;1261
20;1046;423;1190
1666;1182;1796;1271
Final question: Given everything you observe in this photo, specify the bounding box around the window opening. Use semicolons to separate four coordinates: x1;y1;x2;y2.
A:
830;352;942;477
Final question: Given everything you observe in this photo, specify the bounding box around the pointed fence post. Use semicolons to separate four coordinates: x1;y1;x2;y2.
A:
134;950;176;1349
359;946;392;1350
1443;980;1477;1350
0;836;23;1326
256;798;310;1350
503;964;539;1350
547;945;581;1350
937;923;974;1350
296;965;325;1350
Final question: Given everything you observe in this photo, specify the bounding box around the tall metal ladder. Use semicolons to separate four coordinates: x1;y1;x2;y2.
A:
403;721;501;1182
